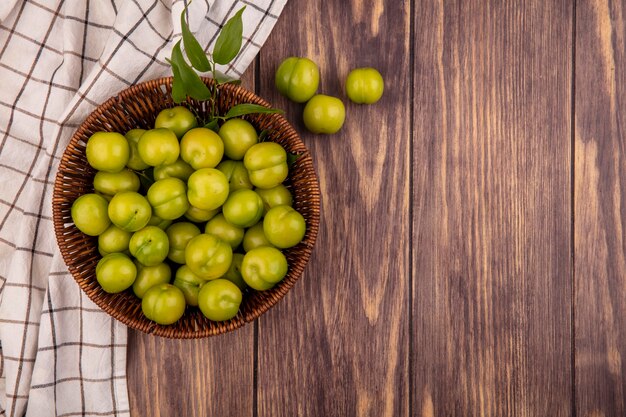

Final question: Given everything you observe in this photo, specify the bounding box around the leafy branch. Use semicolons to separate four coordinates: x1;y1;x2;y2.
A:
170;5;282;124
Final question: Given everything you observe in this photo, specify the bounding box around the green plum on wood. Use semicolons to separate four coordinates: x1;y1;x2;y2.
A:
345;67;384;104
274;57;320;103
303;94;345;134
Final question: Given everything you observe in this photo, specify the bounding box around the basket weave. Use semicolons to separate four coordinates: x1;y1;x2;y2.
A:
52;77;320;338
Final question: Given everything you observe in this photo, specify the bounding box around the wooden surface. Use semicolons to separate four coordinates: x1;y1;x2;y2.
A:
575;1;626;416
412;1;573;416
256;1;410;416
128;0;626;416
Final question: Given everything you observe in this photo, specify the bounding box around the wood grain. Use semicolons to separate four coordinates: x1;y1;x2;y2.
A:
125;68;257;417
256;1;411;417
575;1;626;415
412;1;573;415
126;329;254;416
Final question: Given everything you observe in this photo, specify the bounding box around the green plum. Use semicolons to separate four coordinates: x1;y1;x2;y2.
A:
142;283;186;325
218;118;258;160
185;233;232;280
173;265;205;306
345;67;384;104
204;214;244;249
221;253;247;291
147;214;172;230
242;222;274;252
303;94;346;134
132;262;172;299
71;193;110;236
241;247;288;291
274;57;320;103
125;129;149;170
129;226;169;266
217;160;253;192
98;224;132;256
154;106;198;139
107;191;152;232
138;128;180;166
184;205;220;223
153;158;194;181
187;168;229;210
86;132;129;173
222;189;264;228
147;178;189;220
198;279;242;321
180;127;224;169
255;184;293;215
96;253;137;293
263;205;306;249
166;222;201;264
243;142;288;189
93;169;140;196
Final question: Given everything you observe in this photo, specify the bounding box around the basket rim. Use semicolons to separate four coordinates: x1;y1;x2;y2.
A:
52;76;320;338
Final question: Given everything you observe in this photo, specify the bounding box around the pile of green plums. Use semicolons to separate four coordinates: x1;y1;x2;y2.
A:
275;57;384;134
71;106;306;325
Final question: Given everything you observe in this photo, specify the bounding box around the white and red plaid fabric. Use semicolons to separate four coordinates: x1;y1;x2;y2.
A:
0;0;286;415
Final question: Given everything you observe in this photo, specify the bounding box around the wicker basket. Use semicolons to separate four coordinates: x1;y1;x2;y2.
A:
52;77;320;338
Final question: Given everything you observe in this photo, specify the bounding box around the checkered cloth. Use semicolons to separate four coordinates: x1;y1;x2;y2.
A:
0;0;286;415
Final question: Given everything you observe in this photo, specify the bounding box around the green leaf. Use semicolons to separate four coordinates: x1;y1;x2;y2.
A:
214;70;241;85
181;7;211;72
287;152;302;168
166;58;187;103
212;7;245;65
224;103;283;119
171;41;212;101
258;129;271;142
138;168;155;191
204;118;220;132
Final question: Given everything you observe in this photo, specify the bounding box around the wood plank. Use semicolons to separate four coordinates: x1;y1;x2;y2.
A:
126;67;257;417
575;1;626;415
412;1;573;415
126;329;254;416
256;1;411;416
